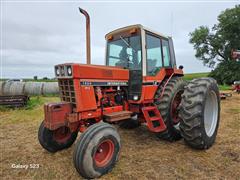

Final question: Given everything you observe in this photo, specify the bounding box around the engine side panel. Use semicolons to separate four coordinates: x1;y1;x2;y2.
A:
72;64;129;80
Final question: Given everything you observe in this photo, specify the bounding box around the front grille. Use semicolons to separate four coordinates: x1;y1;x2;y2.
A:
58;79;76;107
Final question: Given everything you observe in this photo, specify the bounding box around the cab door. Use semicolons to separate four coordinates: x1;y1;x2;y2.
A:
145;33;174;77
128;47;142;101
141;32;174;101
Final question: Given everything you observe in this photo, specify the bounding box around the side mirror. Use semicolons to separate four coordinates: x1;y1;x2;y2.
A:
179;65;184;70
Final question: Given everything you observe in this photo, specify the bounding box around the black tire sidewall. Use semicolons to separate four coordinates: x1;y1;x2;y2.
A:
38;121;78;152
73;123;121;179
179;78;221;149
38;122;57;152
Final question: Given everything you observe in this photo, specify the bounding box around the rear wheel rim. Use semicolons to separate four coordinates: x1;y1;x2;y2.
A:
53;127;71;143
204;90;218;137
171;90;184;125
94;140;114;167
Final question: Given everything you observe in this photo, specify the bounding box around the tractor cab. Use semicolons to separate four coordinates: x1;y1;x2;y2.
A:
105;24;181;101
105;24;177;71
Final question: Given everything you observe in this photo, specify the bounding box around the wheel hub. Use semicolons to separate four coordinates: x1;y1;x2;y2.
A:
94;140;114;167
53;126;71;143
204;90;218;137
171;90;184;125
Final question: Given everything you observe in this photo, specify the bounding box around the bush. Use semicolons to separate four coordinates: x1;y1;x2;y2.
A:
209;61;240;85
25;96;43;110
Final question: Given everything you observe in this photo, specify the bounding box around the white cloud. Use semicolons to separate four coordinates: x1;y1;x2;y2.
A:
1;1;237;78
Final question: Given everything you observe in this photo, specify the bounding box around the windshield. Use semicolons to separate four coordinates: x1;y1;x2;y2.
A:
106;35;142;70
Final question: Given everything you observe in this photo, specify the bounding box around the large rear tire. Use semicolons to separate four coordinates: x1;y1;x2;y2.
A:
154;76;186;141
38;121;78;153
73;122;121;179
179;78;220;149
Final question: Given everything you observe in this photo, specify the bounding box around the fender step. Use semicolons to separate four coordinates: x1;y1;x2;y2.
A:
142;106;166;133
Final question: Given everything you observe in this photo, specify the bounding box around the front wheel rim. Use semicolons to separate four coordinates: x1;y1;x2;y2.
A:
94;140;114;167
204;90;218;137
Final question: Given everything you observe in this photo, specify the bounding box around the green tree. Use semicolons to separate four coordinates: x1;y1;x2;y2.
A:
189;5;240;84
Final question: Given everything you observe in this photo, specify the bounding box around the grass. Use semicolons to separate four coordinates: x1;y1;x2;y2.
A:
0;105;9;112
0;97;43;112
228;108;240;114
0;96;59;126
25;96;44;110
25;79;57;82
183;72;231;91
183;72;210;81
218;84;231;91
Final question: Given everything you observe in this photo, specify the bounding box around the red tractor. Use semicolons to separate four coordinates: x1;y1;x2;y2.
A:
231;49;240;60
233;81;240;93
38;8;221;179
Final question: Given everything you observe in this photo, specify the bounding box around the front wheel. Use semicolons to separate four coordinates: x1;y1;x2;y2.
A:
73;122;121;179
179;78;220;149
38;121;78;153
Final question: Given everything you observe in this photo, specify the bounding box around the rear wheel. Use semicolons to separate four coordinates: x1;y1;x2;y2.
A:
179;78;220;149
38;121;78;153
73;122;121;179
154;77;186;141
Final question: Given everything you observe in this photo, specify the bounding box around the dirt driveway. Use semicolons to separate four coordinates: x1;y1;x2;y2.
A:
1;93;239;179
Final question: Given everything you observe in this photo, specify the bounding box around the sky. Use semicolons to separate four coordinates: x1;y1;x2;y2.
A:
1;0;239;79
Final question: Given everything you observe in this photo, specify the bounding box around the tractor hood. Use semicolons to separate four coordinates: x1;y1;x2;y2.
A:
55;63;129;80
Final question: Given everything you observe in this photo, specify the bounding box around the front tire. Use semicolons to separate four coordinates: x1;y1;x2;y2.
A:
179;78;220;149
38;121;78;153
73;122;121;179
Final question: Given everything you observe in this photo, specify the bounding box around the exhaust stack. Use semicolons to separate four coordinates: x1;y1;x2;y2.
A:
79;8;91;64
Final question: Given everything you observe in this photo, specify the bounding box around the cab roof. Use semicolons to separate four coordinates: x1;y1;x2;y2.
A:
105;24;170;40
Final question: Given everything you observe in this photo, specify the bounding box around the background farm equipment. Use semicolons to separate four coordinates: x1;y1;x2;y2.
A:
38;8;221;179
0;81;59;96
0;95;29;107
220;92;232;99
232;81;240;93
231;49;240;60
220;81;240;100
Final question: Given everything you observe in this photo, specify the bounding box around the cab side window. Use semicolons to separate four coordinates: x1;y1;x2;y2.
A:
162;39;171;67
146;34;163;76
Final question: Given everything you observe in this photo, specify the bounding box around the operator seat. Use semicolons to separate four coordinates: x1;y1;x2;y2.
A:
116;46;129;68
147;59;157;74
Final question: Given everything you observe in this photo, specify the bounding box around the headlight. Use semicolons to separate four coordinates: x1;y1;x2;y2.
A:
60;66;65;75
56;67;60;76
133;95;138;101
67;66;72;75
